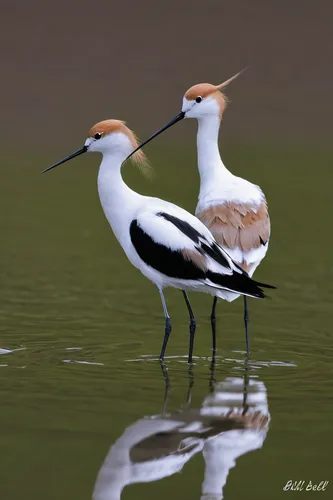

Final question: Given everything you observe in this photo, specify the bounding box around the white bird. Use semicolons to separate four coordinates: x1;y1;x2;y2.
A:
42;119;274;362
127;71;271;353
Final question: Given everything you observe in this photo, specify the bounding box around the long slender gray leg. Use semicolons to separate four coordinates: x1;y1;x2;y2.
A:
158;287;171;361
244;296;250;352
182;291;196;364
210;296;218;359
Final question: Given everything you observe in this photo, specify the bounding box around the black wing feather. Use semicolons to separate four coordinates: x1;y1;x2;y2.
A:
130;220;205;280
200;242;230;269
157;212;202;243
130;216;275;298
206;272;265;298
158;212;233;272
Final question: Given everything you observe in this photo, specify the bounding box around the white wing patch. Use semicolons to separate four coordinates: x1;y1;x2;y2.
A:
135;211;197;251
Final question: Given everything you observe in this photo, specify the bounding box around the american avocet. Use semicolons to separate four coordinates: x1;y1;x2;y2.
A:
127;72;271;353
42;119;274;363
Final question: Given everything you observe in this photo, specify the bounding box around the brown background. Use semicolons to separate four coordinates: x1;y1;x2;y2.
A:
1;0;332;151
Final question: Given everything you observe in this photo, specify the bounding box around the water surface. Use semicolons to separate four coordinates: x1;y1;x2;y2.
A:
1;146;332;498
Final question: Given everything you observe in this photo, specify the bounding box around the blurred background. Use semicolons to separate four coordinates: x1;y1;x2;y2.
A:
1;0;332;147
1;1;333;499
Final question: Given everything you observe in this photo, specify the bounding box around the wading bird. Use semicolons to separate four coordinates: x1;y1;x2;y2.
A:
127;72;271;353
42;119;273;363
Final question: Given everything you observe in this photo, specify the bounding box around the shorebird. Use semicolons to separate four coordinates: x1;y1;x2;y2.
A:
42;119;274;363
127;72;271;353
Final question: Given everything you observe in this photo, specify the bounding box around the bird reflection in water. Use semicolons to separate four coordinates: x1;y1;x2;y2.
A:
92;358;270;500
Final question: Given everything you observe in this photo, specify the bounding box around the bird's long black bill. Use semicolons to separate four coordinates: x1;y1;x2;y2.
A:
40;146;88;174
126;111;185;161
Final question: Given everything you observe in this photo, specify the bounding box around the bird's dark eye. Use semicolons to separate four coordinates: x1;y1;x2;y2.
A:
195;96;202;103
94;132;102;140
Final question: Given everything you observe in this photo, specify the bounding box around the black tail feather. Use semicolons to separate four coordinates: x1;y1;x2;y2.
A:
206;271;275;299
252;280;277;290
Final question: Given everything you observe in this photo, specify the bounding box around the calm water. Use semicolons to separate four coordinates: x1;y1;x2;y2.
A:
1;146;333;499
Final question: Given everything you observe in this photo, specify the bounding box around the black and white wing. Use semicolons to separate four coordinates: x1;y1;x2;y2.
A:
129;204;273;298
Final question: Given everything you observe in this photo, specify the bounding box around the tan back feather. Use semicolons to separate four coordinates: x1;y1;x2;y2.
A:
198;202;270;255
88;119;153;178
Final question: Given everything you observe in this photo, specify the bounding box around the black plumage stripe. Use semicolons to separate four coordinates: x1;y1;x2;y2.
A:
130;220;206;280
158;212;233;272
200;242;231;270
157;212;202;243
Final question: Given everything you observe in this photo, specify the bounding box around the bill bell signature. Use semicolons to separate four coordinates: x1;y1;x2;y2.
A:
283;480;329;492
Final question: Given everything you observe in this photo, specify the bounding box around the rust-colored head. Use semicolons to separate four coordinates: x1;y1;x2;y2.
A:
87;119;148;168
184;71;244;118
185;82;220;101
185;83;227;116
42;119;150;175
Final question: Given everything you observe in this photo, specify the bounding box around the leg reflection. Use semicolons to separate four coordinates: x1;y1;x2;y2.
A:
184;365;195;409
242;350;250;415
160;361;170;415
209;357;216;393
